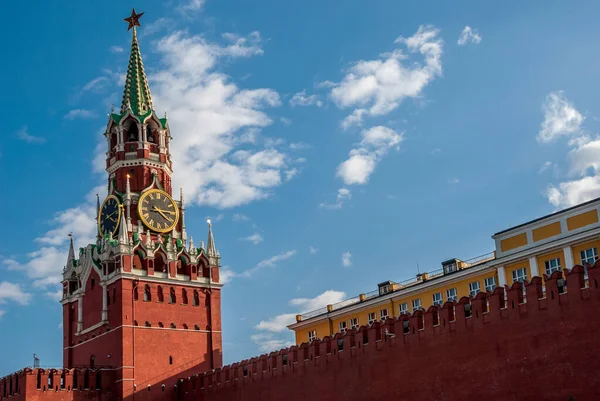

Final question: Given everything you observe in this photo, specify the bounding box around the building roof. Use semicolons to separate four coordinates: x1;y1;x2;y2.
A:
290;252;495;328
120;28;153;116
493;196;600;236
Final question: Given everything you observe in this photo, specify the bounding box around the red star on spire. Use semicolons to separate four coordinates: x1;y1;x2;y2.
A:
124;8;144;31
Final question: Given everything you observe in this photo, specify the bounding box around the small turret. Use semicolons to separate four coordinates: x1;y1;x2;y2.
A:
207;219;217;257
66;234;75;269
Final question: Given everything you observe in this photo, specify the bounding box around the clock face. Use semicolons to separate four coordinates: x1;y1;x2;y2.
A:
137;189;179;233
98;195;122;237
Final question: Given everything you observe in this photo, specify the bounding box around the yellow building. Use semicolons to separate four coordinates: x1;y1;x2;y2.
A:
288;197;600;345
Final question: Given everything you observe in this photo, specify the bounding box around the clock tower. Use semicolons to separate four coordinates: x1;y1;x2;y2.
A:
60;9;223;401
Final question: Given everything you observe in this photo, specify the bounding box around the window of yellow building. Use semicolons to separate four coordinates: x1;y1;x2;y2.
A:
411;299;421;312
544;257;561;276
580;247;598;265
468;281;480;297
308;330;317;342
399;302;408;315
432;292;443;306
484;277;496;292
380;308;389;321
447;288;457;302
368;312;376;325
350;317;359;330
339;321;347;333
512;267;527;283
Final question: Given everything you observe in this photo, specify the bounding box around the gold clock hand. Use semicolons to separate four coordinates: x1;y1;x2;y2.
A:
152;206;174;223
154;208;176;215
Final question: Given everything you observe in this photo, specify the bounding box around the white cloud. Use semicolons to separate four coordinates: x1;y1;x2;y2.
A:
329;25;443;128
219;266;237;285
315;80;337;89
289;142;310;150
82;76;110;93
537;91;584;143
110;46;124;53
254;313;297;333
177;0;205;13
538;92;600;208
253;291;345;340
17;127;45;144
240;232;264;245
448;178;460;184
250;333;294;352
0;310;4;320
289;90;323;108
0;282;32;305
342;251;352;267
309;246;318;254
224;250;297;281
336;126;403;185
8;186;103;289
539;161;553;174
319;187;351;209
232;213;249;222
149;30;299;209
457;26;482;46
64;109;96;120
280;117;292;126
546;176;600;208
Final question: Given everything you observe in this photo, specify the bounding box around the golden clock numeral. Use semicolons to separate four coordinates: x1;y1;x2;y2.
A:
143;213;150;220
149;219;154;226
157;222;162;229
141;207;148;211
167;204;173;208
150;194;154;200
156;193;161;200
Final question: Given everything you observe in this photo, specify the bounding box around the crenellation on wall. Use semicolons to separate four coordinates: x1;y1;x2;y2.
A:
178;262;600;400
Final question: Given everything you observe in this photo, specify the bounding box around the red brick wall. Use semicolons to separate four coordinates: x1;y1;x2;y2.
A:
180;265;600;401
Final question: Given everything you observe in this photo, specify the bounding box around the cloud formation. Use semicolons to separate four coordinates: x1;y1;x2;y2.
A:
148;30;300;209
336;126;403;185
457;26;482;46
240;232;264;245
252;290;346;351
328;25;443;128
537;91;584;143
342;251;352;267
538;91;600;208
289;90;323;108
17;127;45;144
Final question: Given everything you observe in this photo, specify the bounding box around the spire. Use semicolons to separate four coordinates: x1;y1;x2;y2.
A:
120;9;153;115
66;234;75;268
206;219;217;257
118;207;128;245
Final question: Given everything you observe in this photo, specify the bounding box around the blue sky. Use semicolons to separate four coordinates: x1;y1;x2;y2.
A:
2;0;600;375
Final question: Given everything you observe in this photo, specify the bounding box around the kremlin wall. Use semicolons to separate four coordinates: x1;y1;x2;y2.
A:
3;263;600;400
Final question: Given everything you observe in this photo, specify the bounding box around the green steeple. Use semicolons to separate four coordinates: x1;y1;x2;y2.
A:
120;16;153;116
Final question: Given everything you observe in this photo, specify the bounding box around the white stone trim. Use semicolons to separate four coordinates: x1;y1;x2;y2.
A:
493;227;600;267
497;266;506;288
563;245;574;269
106;158;172;176
529;257;539;277
106;272;223;289
494;200;600;258
77;320;108;336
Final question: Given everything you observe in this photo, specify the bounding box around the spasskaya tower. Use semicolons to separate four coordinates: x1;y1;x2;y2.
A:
60;9;223;400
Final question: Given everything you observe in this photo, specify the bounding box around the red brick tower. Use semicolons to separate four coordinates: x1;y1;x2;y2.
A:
60;9;223;400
